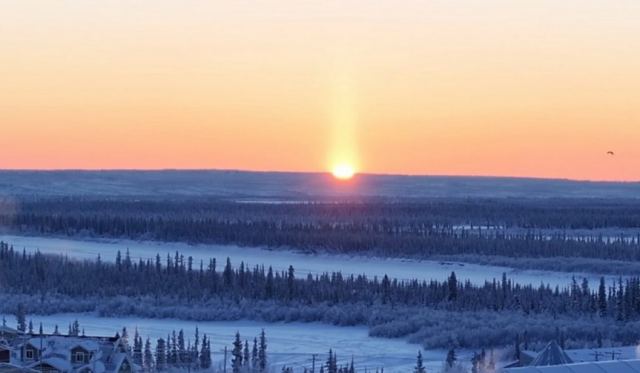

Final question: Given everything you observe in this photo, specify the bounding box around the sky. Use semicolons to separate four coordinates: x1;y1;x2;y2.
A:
1;0;639;181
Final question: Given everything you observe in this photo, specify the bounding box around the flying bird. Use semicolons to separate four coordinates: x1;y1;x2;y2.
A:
607;151;615;156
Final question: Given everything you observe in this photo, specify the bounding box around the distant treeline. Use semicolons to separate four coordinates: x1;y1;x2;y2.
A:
2;198;640;266
4;197;640;228
2;241;640;349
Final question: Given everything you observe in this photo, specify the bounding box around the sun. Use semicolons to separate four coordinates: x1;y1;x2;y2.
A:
332;164;355;180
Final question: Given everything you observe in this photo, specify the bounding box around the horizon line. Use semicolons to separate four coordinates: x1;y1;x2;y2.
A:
0;168;638;184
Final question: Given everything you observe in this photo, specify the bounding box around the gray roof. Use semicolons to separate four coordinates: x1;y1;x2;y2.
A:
0;326;19;335
530;341;573;367
0;362;39;373
503;359;640;373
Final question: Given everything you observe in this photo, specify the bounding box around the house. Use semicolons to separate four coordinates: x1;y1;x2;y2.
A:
1;340;12;364
500;350;536;370
5;334;137;373
0;325;20;343
528;341;573;367
503;359;640;373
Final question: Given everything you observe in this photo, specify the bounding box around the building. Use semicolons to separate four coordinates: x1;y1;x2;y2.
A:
1;333;137;373
528;341;573;366
0;325;20;343
1;340;11;364
503;359;640;373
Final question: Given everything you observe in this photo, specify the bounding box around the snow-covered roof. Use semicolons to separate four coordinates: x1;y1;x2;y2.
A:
530;341;573;366
503;359;640;373
29;357;73;372
0;325;19;335
0;362;39;373
105;351;133;373
77;360;106;373
26;336;101;353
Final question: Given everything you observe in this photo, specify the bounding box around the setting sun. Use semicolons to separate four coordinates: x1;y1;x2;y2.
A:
332;164;355;180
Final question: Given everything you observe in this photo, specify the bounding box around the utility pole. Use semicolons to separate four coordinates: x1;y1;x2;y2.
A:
223;346;227;373
609;350;622;361
311;354;317;373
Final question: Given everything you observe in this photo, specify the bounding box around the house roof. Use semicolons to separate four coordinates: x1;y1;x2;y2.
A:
29;357;72;372
0;362;39;373
0;326;19;335
76;361;106;373
503;359;640;373
530;341;573;367
26;336;104;353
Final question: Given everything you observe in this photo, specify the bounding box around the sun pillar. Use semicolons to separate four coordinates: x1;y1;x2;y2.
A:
328;72;359;177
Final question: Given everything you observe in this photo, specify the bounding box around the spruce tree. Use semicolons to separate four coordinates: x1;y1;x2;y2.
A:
448;272;458;301
224;258;234;288
244;340;250;368
194;326;200;367
287;265;295;300
414;351;426;373
15;304;27;332
199;334;212;369
171;330;178;366
178;329;186;365
265;267;274;299
252;338;259;372
165;333;171;367
232;332;243;373
155;338;167;371
144;337;153;372
258;329;267;372
326;349;337;373
446;348;456;368
598;277;607;316
133;329;143;366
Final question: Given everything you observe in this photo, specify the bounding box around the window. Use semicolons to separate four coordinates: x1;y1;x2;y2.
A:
119;361;131;373
74;351;86;363
26;349;34;360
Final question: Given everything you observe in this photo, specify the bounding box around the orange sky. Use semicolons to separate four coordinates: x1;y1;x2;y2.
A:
1;0;639;181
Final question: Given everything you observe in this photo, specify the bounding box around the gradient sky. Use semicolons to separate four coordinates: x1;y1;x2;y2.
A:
1;0;639;180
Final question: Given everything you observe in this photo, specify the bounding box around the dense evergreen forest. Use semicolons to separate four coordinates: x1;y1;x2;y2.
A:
2;241;640;350
2;198;640;274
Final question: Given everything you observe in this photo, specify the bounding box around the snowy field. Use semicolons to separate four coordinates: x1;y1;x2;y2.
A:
0;235;615;288
565;345;640;363
0;313;461;373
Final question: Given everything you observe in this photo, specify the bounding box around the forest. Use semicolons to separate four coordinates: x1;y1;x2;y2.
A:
2;197;640;274
2;241;639;350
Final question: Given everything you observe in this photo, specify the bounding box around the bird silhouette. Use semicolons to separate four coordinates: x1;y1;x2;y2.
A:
607;151;615;156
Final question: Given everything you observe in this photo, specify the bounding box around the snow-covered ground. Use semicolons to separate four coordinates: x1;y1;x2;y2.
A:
0;313;461;373
565;345;640;363
0;235;614;287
